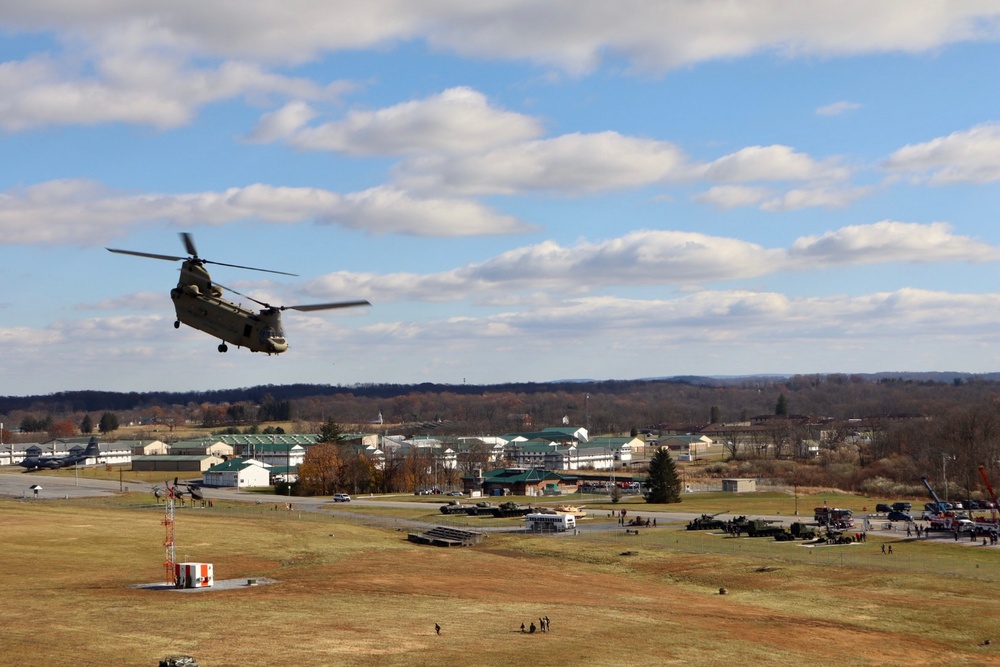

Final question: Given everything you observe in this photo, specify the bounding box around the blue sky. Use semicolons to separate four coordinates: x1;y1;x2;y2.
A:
1;1;999;395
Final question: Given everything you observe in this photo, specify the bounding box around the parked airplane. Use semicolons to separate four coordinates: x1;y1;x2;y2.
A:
18;437;101;471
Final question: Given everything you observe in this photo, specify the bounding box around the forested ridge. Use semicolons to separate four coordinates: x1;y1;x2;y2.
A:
3;373;1000;431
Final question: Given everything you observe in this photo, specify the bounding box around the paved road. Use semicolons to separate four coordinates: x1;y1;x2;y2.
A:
2;472;994;545
0;471;130;499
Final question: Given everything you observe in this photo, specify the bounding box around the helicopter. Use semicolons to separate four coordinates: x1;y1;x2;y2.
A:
107;233;369;354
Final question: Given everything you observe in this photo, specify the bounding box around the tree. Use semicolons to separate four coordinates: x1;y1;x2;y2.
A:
775;393;788;416
644;447;681;504
80;414;93;434
317;418;347;444
297;443;344;496
98;412;119;434
709;405;721;424
49;420;76;439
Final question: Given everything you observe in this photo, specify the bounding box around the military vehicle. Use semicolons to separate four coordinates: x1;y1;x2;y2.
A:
108;233;369;354
686;511;728;530
491;501;534;518
18;437;101;471
440;501;473;515
821;529;855;544
774;522;817;541
742;519;786;538
465;501;496;516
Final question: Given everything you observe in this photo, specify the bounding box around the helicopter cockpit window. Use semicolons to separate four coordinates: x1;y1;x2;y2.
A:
260;324;285;343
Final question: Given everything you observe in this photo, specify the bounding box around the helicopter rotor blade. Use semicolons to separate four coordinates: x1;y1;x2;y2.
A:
282;300;371;312
212;281;273;308
202;259;298;276
106;248;187;262
180;232;198;258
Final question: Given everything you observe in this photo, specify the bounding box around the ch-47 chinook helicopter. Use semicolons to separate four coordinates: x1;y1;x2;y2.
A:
107;233;369;354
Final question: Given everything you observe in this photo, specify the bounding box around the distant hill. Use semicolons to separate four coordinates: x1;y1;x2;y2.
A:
2;372;998;416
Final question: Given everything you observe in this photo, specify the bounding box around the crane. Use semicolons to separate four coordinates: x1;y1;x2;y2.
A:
978;465;998;523
921;476;949;516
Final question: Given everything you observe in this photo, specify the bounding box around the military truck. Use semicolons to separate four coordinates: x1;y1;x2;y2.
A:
774;522;817;541
685;511;728;531
743;519;786;538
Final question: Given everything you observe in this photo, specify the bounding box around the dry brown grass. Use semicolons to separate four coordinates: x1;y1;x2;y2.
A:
4;497;1000;667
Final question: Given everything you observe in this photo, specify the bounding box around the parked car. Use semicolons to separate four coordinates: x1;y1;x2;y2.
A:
446;491;465;497
333;493;351;502
891;502;912;512
875;503;893;513
887;511;912;522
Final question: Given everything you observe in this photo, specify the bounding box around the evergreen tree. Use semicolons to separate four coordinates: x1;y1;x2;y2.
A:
709;405;720;423
643;447;681;504
80;414;93;434
775;393;788;416
98;412;119;434
317;418;347;444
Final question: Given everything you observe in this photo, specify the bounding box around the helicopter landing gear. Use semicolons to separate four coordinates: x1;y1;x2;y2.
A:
174;320;180;329
218;343;228;353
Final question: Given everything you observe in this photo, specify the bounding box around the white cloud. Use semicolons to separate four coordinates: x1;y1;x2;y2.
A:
693;185;771;209
318;186;533;236
246;101;317;143
271;87;543;156
0;180;533;242
4;1;997;73
760;185;874;211
883;123;1000;184
300;222;1000;303
398;131;688;195
0;45;332;131
789;221;1000;264
816;101;862;116
698;145;849;183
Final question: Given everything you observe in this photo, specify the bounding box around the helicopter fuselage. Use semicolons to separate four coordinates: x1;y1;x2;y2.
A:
107;234;368;354
171;260;288;354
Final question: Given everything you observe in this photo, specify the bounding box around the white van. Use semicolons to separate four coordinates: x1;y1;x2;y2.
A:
525;513;576;532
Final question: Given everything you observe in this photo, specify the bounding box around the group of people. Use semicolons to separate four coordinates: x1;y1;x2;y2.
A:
521;616;551;634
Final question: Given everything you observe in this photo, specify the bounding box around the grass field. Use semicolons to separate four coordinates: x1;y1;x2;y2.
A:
4;493;1000;667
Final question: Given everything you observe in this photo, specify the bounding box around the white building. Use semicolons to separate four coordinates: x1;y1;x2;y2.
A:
202;457;271;488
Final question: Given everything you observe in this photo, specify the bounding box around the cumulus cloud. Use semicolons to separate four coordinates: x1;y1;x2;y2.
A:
3;1;997;73
883;123;1000;184
760;185;874;211
0;43;335;131
693;185;771;209
296;222;1000;303
789;221;1000;264
398;131;689;195
264;87;543;156
697;145;849;183
0;180;533;243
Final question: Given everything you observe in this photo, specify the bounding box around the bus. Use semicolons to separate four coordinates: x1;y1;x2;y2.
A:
525;513;576;532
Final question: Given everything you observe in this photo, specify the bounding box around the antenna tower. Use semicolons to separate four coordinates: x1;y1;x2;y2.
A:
162;484;177;585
